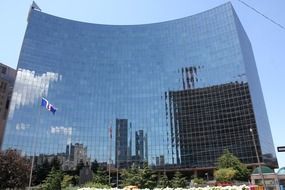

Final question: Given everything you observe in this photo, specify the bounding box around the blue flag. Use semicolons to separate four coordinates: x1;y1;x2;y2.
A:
41;97;57;114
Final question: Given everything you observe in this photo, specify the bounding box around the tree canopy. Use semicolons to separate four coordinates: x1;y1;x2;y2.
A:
121;162;156;189
157;173;169;188
0;149;31;189
214;167;236;182
41;168;63;190
170;171;188;188
93;165;109;185
217;149;249;181
34;157;51;185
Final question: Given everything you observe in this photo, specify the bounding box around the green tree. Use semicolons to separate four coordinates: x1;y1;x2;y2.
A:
121;163;156;189
157;173;169;188
34;158;51;185
61;174;74;189
91;159;99;173
41;168;63;190
71;175;79;186
0;149;30;189
140;162;156;189
217;149;249;181
121;165;141;187
170;171;187;188
214;168;236;182
93;165;109;185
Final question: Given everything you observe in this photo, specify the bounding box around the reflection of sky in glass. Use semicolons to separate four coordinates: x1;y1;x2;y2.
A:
9;69;61;118
2;2;277;168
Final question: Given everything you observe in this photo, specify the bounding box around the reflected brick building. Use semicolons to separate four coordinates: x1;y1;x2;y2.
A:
0;63;16;149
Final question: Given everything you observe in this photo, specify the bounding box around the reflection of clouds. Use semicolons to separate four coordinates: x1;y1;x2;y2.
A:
50;126;72;136
9;69;61;118
51;126;72;144
15;123;30;130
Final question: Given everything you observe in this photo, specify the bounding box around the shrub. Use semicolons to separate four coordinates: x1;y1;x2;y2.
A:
214;168;236;182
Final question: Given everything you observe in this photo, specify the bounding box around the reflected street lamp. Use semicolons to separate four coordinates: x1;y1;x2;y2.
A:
250;128;266;190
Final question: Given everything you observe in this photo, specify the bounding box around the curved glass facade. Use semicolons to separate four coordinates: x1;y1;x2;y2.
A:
2;2;278;173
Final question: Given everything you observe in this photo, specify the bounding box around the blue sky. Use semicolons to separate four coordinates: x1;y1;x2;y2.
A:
1;0;285;169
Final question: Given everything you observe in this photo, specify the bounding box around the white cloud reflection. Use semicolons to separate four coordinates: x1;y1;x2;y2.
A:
9;69;61;118
50;126;72;136
15;123;30;130
50;126;72;144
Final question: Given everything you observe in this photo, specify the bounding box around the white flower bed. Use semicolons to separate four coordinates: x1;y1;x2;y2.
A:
78;185;249;190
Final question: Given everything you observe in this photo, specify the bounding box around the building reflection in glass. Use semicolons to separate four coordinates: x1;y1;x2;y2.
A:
1;2;278;174
167;82;259;168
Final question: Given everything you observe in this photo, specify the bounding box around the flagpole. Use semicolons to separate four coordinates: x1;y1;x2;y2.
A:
28;97;43;190
28;153;35;189
116;160;119;188
108;121;112;186
116;129;119;188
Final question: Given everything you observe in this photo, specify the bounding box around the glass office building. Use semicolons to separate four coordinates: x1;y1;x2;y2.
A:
2;2;278;175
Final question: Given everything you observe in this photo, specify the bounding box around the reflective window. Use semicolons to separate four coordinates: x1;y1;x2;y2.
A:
2;2;278;172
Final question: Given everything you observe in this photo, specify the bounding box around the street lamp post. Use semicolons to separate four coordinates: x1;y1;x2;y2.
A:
205;172;209;181
250;128;266;190
108;122;112;186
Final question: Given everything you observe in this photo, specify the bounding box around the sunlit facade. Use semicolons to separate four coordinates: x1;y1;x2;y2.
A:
2;2;278;175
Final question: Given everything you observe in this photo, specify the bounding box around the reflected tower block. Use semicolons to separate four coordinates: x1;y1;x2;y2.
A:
115;119;128;168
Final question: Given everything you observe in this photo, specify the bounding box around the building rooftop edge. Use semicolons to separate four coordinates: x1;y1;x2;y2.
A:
29;1;233;27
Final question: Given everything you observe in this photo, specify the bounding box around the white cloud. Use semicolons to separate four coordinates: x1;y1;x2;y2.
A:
15;123;31;130
50;126;72;136
50;126;72;144
9;69;61;118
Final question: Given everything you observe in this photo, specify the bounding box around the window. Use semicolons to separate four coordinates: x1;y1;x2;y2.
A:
1;66;7;74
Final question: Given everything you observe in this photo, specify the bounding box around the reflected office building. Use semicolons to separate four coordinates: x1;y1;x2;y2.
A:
115;118;149;168
2;2;278;175
0;63;16;149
